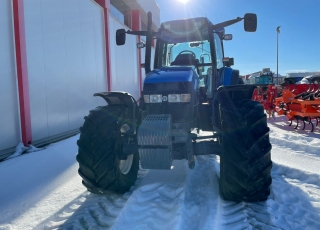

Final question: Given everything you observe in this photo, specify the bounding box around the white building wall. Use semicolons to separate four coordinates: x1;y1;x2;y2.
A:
0;0;159;156
137;0;160;28
109;15;140;99
0;0;21;154
24;0;107;142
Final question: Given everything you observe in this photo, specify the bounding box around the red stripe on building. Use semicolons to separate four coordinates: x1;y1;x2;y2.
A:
12;0;32;145
131;10;143;95
94;0;112;92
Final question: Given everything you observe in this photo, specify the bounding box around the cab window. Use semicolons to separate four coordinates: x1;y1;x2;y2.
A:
214;33;223;69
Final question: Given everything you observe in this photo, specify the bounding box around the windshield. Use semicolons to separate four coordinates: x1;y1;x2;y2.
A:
159;40;211;67
156;40;212;89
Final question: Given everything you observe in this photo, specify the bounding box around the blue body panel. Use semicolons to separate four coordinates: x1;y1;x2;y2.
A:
218;67;233;86
144;67;195;83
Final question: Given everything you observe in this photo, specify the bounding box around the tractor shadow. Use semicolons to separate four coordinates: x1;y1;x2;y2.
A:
33;169;148;230
33;187;128;229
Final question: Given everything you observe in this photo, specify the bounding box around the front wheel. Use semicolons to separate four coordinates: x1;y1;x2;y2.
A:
76;105;139;194
219;99;272;202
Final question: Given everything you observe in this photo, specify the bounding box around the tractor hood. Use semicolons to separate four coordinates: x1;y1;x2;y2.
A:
144;66;198;84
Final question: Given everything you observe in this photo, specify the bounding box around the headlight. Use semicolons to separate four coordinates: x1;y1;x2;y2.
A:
143;95;150;103
181;94;191;102
168;94;181;102
168;94;191;103
144;95;162;103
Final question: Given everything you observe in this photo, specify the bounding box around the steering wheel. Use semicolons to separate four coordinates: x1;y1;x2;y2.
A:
177;50;196;59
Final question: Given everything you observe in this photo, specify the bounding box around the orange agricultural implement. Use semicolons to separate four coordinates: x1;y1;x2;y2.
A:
252;84;278;118
275;75;320;131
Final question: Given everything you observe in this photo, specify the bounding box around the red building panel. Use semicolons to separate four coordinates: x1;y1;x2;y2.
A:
12;0;32;145
94;0;112;92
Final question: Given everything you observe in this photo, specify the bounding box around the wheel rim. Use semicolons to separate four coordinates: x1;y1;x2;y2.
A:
119;124;133;175
119;155;133;175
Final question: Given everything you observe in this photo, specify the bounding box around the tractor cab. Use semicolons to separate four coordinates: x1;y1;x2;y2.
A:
153;17;234;99
116;13;257;101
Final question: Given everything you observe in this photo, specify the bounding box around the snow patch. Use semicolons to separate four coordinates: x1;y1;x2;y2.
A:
5;142;45;160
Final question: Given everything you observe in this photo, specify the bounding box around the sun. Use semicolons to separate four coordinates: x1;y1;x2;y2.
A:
177;0;189;3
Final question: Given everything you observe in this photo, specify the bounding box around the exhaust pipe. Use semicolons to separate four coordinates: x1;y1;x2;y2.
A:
145;12;152;75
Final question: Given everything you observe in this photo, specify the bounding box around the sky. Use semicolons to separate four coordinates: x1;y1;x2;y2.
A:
154;0;320;76
0;117;320;229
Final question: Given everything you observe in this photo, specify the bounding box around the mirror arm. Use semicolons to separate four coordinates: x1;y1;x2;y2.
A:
211;17;243;30
126;30;158;37
127;30;147;36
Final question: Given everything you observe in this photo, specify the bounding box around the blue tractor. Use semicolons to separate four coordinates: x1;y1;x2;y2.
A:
76;13;272;202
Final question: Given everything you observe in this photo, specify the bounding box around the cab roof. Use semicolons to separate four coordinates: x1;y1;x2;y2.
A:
157;17;224;43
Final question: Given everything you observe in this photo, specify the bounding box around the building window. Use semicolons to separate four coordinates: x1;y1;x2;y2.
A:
110;0;131;28
110;5;124;24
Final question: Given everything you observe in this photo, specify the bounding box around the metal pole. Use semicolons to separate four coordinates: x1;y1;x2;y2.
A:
276;32;278;84
276;26;281;85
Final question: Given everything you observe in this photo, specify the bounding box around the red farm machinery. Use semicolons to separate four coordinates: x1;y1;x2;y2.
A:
275;75;320;131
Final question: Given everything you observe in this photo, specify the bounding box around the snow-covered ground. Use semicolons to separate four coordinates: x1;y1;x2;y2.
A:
0;115;320;230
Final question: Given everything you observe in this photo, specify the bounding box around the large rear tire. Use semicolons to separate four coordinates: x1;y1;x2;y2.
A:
219;99;272;202
76;105;139;194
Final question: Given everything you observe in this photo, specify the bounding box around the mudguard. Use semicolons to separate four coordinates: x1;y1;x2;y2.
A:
94;91;141;126
218;67;240;86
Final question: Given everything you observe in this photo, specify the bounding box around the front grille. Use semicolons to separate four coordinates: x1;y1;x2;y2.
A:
146;103;194;122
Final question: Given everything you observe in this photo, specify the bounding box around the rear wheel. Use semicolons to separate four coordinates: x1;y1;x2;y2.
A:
76;105;139;194
219;99;272;202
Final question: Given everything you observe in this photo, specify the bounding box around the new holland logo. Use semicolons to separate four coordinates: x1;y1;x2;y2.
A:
162;96;168;101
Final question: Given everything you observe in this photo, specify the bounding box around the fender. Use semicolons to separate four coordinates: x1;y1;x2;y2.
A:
94;91;141;127
218;67;240;86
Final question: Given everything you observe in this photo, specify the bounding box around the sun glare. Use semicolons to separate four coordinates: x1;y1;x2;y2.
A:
178;0;189;3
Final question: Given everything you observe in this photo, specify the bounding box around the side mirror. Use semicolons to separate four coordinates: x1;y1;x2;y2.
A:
116;29;126;46
223;57;234;67
244;13;257;32
223;34;233;40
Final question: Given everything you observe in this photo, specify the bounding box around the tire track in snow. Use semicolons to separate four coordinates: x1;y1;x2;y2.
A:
237;163;320;230
210;164;320;230
178;155;221;230
40;169;148;230
207;157;278;230
200;158;320;229
111;160;187;230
